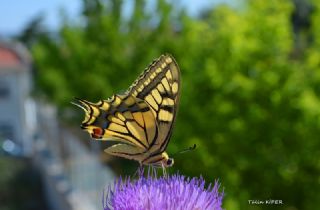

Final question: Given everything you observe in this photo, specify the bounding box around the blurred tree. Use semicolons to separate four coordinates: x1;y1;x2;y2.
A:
291;0;314;57
30;0;320;209
15;14;47;48
0;157;48;210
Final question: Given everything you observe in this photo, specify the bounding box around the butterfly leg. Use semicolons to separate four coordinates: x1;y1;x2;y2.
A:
152;166;157;178
138;164;144;177
162;163;167;178
133;164;145;178
147;165;152;178
147;165;157;178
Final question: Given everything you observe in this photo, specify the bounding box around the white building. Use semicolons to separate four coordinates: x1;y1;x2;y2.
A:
0;41;36;156
0;40;114;210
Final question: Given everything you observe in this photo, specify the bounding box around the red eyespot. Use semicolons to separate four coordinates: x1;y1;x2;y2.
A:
92;127;103;139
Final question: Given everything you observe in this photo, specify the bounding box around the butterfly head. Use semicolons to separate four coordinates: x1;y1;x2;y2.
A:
157;152;174;167
165;157;174;167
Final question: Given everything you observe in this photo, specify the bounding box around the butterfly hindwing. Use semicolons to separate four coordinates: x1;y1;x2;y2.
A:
77;94;158;152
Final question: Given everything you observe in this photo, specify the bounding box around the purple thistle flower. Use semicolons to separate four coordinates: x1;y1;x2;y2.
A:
104;173;224;210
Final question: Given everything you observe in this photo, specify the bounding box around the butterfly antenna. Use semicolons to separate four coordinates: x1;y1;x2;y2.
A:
172;144;197;157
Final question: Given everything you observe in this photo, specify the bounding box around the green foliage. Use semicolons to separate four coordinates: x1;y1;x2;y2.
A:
0;157;47;210
31;0;320;209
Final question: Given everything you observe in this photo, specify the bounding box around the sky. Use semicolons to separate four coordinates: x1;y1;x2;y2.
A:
0;0;231;36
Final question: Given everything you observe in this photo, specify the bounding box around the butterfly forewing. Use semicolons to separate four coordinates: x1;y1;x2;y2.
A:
127;54;181;153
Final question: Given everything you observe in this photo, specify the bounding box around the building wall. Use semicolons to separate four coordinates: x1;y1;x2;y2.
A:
0;72;23;143
0;69;33;156
0;42;115;210
0;41;34;157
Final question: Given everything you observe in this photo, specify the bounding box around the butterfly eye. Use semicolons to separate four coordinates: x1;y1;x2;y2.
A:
92;127;103;139
166;158;174;166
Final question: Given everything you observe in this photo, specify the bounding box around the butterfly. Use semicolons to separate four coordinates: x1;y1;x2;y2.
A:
73;54;181;168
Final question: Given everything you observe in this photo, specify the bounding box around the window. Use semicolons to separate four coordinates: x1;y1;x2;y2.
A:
0;124;14;141
0;81;10;99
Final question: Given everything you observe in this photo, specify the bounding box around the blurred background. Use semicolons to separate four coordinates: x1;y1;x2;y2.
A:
0;0;320;209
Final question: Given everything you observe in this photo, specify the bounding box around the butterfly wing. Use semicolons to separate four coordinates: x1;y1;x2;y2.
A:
126;54;181;154
75;94;159;163
75;54;180;165
104;143;146;161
